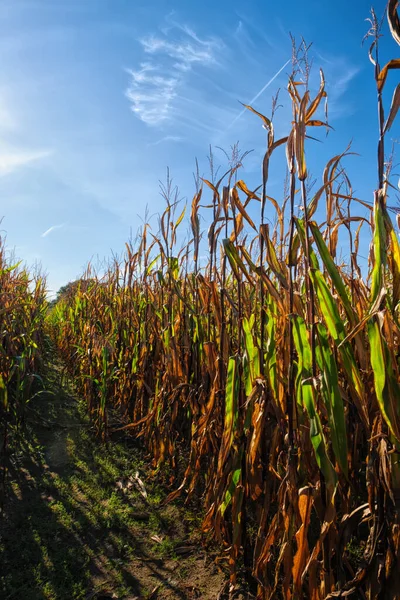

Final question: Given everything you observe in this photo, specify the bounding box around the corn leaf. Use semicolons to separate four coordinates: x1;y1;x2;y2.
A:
316;323;348;477
291;315;337;491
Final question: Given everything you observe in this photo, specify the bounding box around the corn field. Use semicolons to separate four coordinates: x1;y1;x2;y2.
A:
4;2;400;599
0;239;47;511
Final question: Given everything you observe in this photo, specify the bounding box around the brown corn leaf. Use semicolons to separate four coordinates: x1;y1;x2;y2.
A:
306;69;327;121
383;83;400;133
388;0;400;46
293;487;314;593
377;59;400;93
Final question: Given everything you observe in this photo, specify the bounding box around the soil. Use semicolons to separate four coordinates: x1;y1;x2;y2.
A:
0;366;228;600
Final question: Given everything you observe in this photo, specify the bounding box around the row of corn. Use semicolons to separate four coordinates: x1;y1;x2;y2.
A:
0;239;47;511
48;5;400;598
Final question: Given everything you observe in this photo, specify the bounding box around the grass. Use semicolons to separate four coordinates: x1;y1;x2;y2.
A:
0;364;225;600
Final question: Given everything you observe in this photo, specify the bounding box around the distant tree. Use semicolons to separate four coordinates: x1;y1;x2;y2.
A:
49;278;96;309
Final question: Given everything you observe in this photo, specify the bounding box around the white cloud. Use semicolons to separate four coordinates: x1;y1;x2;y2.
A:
126;63;179;125
147;135;183;146
126;24;223;126
140;33;220;70
41;223;65;238
0;148;51;176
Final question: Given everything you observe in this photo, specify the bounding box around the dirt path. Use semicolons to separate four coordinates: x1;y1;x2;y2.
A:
0;367;226;600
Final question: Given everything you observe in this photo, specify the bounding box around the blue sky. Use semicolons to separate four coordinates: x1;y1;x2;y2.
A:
0;0;396;295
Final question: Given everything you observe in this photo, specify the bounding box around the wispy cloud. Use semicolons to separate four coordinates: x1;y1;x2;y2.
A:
329;66;360;116
125;63;179;125
140;31;220;71
126;24;223;126
147;135;183;146
315;52;361;119
0;148;52;176
41;223;65;238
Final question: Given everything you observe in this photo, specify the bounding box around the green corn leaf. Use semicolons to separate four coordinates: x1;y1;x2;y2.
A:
310;269;345;341
242;355;252;397
371;194;386;305
218;356;239;472
381;204;400;312
0;374;8;409
265;312;278;402
220;448;243;516
157;270;166;286
223;239;252;283
0;261;22;276
310;222;355;324
294;218;319;269
310;269;365;405
368;317;400;440
168;257;179;280
174;205;186;229
316;323;348;477
145;254;161;275
243;315;260;391
291;315;337;491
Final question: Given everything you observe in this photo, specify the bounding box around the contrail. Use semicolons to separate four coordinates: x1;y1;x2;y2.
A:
227;58;291;132
41;224;65;238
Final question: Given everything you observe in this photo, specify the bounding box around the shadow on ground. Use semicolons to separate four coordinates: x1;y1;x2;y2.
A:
0;365;225;600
